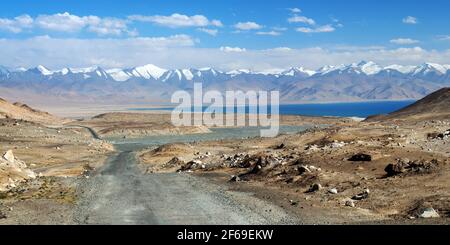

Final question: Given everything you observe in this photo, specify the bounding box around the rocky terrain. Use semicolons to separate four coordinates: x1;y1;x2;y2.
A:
2;88;450;224
0;98;68;126
139;88;450;223
367;88;450;121
0;99;114;223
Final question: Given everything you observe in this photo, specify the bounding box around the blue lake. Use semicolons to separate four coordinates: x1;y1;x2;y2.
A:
129;100;416;118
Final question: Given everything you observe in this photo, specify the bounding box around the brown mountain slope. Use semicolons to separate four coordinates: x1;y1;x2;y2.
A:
366;88;450;121
0;97;68;126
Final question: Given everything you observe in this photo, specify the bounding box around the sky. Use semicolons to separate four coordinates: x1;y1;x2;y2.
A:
0;0;450;71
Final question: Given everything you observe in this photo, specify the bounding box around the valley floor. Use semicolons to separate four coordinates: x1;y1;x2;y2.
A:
1;109;450;224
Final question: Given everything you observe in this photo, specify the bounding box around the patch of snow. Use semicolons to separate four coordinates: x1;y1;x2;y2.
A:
384;64;416;74
36;65;53;75
106;69;131;82
132;64;167;80
182;69;194;80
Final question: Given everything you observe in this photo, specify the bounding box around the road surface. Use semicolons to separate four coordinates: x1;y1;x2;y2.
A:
74;150;296;225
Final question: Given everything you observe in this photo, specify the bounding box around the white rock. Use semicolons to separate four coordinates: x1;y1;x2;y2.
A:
345;200;356;208
328;188;338;194
3;150;15;162
419;208;440;218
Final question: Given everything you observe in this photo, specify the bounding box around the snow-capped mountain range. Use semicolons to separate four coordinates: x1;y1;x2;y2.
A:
1;61;450;103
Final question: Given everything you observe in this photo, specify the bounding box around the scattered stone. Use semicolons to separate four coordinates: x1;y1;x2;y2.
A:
275;143;285;150
2;150;15;162
289;200;298;206
229;175;241;182
345;199;356;208
297;165;311;175
307;183;322;193
385;159;439;177
330;141;346;148
348;153;372;162
352;189;370;200
0;211;6;219
328;188;338;194
418;208;440;218
177;160;203;172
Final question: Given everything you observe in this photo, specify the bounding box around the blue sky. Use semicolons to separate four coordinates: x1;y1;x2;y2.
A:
1;0;449;70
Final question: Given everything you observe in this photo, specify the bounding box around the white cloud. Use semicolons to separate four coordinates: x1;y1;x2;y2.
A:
0;13;132;36
273;27;288;31
288;15;316;25
296;25;335;33
256;31;281;36
35;12;92;32
403;16;418;24
0;15;33;33
1;37;450;71
288;8;302;13
270;47;292;52
197;28;218;36
390;38;420;45
437;35;450;41
220;46;247;52
234;22;263;31
0;35;196;68
128;13;222;28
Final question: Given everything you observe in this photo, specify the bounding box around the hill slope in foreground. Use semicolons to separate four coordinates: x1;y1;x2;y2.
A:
367;87;450;121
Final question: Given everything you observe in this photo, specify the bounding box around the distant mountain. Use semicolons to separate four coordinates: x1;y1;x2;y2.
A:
1;61;450;104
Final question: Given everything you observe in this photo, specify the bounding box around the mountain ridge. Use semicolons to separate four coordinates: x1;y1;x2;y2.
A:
1;61;450;104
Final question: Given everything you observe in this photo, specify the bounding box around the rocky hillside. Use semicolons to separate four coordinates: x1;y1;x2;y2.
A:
367;88;450;121
0;97;68;126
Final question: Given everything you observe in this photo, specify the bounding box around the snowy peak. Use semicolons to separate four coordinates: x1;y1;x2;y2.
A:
282;67;316;76
29;65;53;75
2;61;450;83
412;63;448;75
131;64;167;80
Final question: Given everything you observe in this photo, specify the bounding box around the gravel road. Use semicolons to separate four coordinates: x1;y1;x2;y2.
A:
73;150;297;225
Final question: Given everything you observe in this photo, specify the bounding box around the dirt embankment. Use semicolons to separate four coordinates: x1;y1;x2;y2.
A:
73;112;211;138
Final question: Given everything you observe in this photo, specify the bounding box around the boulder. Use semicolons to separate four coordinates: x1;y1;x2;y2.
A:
307;183;322;193
352;189;370;200
345;199;356;208
229;175;241;182
348;153;372;162
328;188;338;194
297;165;311;175
385;159;439;177
2;150;14;162
385;159;410;176
418;208;440;218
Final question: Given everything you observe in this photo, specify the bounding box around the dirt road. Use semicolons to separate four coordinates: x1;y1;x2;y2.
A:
74;150;298;225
